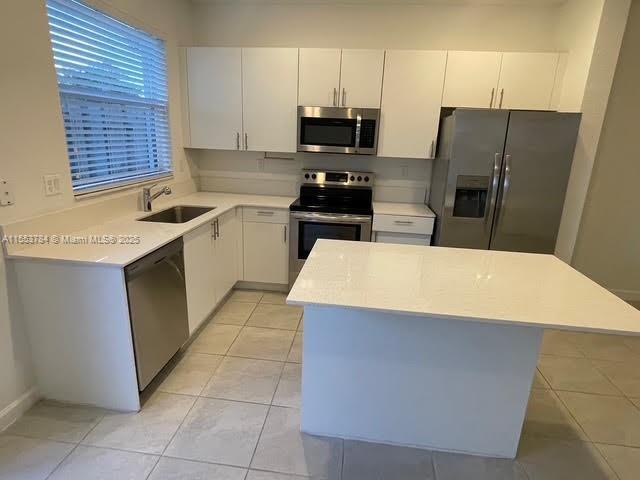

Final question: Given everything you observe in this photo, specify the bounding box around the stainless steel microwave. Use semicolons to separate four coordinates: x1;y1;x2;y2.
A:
297;106;380;155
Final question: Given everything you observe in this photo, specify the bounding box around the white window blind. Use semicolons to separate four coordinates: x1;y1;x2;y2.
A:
46;0;172;194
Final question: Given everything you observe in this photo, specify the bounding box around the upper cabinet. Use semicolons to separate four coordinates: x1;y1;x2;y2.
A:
442;51;562;111
378;50;447;159
242;48;299;153
298;48;384;108
185;48;243;150
496;52;561;110
442;51;502;109
298;48;342;107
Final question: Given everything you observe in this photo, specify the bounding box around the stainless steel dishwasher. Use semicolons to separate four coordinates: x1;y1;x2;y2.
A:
125;237;189;391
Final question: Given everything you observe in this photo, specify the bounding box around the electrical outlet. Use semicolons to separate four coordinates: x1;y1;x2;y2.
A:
256;158;265;171
43;174;62;196
0;180;14;206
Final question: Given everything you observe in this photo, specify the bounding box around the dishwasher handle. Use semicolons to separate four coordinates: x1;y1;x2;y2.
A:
125;238;184;281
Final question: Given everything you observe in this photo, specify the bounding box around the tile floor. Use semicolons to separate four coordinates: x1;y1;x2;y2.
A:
1;289;640;479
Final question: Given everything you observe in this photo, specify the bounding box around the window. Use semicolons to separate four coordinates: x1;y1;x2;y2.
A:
46;0;172;195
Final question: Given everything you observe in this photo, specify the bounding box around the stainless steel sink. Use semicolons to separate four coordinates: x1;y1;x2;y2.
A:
138;205;215;223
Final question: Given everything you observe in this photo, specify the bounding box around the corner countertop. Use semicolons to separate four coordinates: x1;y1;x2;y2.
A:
4;192;295;267
287;239;640;336
373;202;435;218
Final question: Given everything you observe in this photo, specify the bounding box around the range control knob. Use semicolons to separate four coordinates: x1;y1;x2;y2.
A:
364;176;370;182
357;176;362;182
304;173;310;179
311;173;317;179
350;175;355;181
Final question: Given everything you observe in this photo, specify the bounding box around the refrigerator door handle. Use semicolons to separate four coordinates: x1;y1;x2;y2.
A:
494;154;512;229
486;153;503;227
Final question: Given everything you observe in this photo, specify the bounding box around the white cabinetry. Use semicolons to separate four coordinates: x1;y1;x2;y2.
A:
242;48;298;152
298;48;384;108
496;52;560;110
442;51;502;109
185;48;242;150
373;214;435;246
184;222;215;334
213;208;241;304
378;50;447;159
243;207;289;284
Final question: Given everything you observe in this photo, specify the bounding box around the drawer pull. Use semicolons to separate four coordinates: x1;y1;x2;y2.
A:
256;210;275;215
394;220;414;225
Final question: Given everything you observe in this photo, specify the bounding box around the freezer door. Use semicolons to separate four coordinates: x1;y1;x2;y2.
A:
436;109;510;249
490;111;580;253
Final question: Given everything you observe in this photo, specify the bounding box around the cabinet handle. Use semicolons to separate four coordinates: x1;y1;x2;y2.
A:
256;210;274;216
342;88;346;106
236;132;240;150
394;220;414;225
333;88;337;106
490;88;495;108
244;133;248;150
284;225;287;243
216;219;220;239
499;88;504;109
429;140;435;158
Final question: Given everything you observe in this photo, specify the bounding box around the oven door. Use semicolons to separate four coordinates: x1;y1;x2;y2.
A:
297;106;379;154
289;211;372;286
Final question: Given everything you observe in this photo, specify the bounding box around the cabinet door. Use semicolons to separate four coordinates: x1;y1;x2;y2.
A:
243;221;288;284
186;48;243;149
378;50;447;159
496;53;560;110
442;51;502;108
339;49;385;108
298;48;341;107
242;48;298;152
184;222;215;334
214;210;240;303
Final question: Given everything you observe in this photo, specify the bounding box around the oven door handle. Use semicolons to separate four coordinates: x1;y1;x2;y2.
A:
291;212;372;224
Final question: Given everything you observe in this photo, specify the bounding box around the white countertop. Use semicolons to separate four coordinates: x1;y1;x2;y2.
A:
287;240;640;335
373;202;435;217
5;192;294;267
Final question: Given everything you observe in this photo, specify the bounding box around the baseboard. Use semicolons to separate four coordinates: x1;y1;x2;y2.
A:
0;387;40;432
235;281;288;293
610;288;640;302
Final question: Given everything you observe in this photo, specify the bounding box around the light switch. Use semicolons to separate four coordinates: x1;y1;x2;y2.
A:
0;179;14;206
43;174;62;196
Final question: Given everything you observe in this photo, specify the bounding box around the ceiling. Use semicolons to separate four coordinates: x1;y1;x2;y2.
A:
190;0;567;5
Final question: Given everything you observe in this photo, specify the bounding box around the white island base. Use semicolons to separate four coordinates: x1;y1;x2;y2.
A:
301;305;541;459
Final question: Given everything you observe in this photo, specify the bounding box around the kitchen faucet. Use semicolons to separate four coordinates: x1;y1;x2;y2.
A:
142;184;172;212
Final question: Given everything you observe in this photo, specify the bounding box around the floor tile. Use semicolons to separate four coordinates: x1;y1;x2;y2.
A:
632;398;640;409
537;355;620;395
557;391;640;446
213;302;257;326
165;398;268;467
228;327;295;361
246;471;311;480
539;330;584;358
0;434;74;480
569;333;640;362
273;364;302;408
592;359;640;398
433;450;526;480
230;290;264;303
343;439;434;480
517;435;616;480
158;353;223;396
596;443;640;480
149;457;246;480
260;292;288;305
251;406;342;478
532;370;550;390
247;304;303;331
83;392;196;454
523;389;587;440
287;333;303;364
190;324;241;355
48;445;158;480
5;400;105;443
202;357;283;404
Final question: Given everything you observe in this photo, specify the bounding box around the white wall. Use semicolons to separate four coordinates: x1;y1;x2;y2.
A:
0;0;195;424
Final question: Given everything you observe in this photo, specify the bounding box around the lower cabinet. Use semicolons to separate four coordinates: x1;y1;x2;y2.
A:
184;208;241;334
372;214;435;246
243;208;289;284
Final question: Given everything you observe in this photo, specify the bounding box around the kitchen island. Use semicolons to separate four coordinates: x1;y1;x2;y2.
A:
287;240;640;458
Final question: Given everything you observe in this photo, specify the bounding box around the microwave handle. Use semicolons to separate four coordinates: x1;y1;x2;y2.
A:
354;113;362;151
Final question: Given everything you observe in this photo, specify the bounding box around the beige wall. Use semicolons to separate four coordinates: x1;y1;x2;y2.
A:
190;2;559;50
0;0;195;419
572;0;640;301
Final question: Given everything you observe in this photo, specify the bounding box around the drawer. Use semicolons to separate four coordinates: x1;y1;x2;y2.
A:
243;207;289;224
373;214;435;235
375;231;432;246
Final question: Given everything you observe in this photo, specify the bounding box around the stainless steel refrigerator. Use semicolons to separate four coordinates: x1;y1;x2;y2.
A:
428;108;581;253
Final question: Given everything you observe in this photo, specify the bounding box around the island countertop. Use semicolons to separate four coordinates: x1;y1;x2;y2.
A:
287;239;640;336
